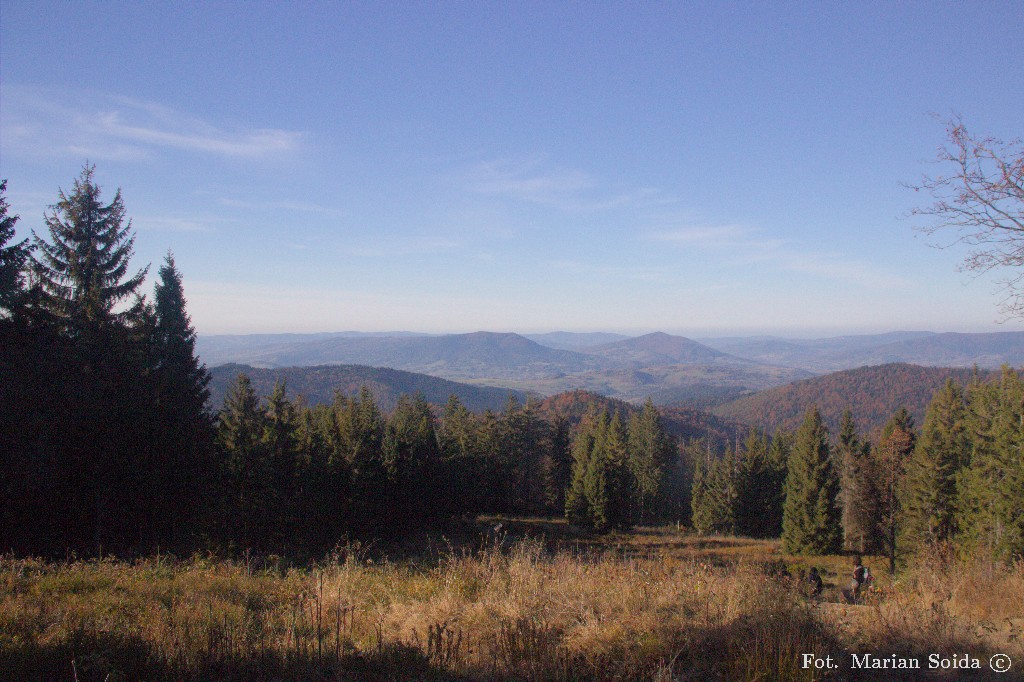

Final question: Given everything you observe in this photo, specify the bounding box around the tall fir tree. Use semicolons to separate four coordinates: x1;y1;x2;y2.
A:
0;180;29;316
30;165;148;332
383;393;441;526
540;413;572;515
690;442;739;536
565;416;596;527
333;387;387;533
500;397;550;514
875;408;917;572
837;410;878;553
218;373;270;549
25;166;151;554
735;430;785;537
900;380;968;559
151;253;213;548
294;403;348;550
782;406;842;554
602;412;632;530
957;368;1024;561
263;380;300;546
565;411;632;532
627;399;676;524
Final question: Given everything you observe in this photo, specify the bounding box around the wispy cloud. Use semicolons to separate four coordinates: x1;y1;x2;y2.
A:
465;156;670;212
1;85;303;161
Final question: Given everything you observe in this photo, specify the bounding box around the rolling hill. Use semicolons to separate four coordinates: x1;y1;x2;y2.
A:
536;390;743;448
712;363;988;437
476;362;812;407
202;332;612;380
207;363;525;413
585;332;739;366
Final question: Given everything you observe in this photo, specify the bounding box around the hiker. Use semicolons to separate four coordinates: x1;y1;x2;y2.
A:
843;556;868;603
807;566;823;598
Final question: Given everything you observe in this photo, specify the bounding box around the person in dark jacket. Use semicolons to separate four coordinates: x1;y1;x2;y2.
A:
807;566;823;598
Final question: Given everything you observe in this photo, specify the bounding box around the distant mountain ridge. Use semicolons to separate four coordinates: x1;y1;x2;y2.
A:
207;363;524;413
698;331;1024;372
201;331;610;380
197;329;1023;409
586;332;738;366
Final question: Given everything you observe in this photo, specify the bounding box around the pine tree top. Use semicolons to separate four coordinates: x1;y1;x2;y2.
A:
30;165;148;330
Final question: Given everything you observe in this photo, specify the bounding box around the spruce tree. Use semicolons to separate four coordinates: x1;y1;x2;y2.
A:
583;414;613;531
957;368;1024;561
151;253;213;547
565;418;596;527
564;411;631;532
501;396;550;514
154;254;210;414
900;380;968;558
384;393;441;526
602;412;632;530
26;166;150;554
333;387;387;532
736;430;784;537
689;453;712;534
837;410;878;553
218;373;270;549
294;403;347;549
264;380;299;545
627;399;676;524
30;165;148;331
875;408;917;572
782;406;841;554
0;180;29;316
691;445;739;536
540;414;572;515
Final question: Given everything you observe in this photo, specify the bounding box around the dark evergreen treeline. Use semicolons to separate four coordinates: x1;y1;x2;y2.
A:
2;169;1022;567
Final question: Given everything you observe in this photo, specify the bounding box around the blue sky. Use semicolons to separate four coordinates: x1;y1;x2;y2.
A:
2;1;1023;336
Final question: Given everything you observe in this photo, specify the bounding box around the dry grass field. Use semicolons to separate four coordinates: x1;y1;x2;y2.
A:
2;520;1022;681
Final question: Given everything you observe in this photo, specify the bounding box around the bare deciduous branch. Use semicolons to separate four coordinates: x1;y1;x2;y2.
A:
908;116;1024;319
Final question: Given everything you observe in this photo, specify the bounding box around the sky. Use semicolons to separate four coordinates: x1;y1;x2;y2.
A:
2;2;1023;337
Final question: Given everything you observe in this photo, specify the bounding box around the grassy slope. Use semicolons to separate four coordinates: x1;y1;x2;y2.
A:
3;520;1021;681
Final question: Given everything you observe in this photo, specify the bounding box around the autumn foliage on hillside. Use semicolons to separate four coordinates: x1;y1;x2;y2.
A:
713;363;985;437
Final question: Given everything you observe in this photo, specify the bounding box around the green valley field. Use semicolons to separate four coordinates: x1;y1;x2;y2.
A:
3;520;1021;681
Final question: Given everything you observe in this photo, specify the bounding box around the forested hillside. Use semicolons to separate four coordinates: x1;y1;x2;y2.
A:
713;363;985;436
536;390;743;447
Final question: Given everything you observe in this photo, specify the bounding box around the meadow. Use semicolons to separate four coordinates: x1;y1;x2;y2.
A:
2;521;1022;681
